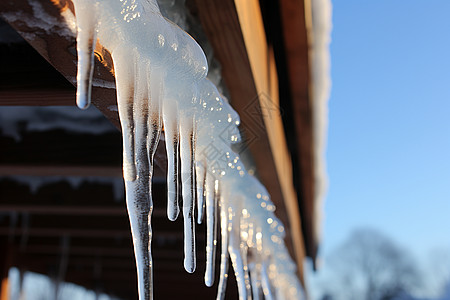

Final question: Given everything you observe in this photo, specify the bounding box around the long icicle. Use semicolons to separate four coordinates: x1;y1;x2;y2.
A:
196;161;206;224
205;175;218;287
180;116;196;273
134;57;153;300
73;2;97;109
146;61;163;300
241;238;252;298
261;261;274;300
115;49;151;300
163;102;180;221
228;211;248;300
248;255;263;300
216;193;231;300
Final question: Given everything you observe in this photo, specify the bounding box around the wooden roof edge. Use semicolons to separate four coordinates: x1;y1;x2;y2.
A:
234;0;308;280
192;0;307;281
289;0;333;266
1;0;310;285
276;0;322;265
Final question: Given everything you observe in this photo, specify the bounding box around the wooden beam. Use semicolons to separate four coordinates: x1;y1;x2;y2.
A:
67;257;135;269
0;24;76;106
20;246;204;260
0;164;165;180
0;227;197;240
23;245;133;257
0;228;131;238
0;204;166;217
0;130;166;178
0;279;7;300
234;0;307;276
0;89;75;106
0;205;124;216
192;0;305;276
0;165;122;177
278;0;317;261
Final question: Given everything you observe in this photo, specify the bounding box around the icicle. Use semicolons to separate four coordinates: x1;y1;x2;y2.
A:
196;161;206;224
247;223;263;300
112;47;156;299
248;256;263;300
180;115;196;273
113;46;137;182
146;61;163;300
228;210;249;300
73;1;98;109
216;195;230;300
146;64;163;165
240;223;252;298
261;262;274;300
204;175;218;287
163;102;180;221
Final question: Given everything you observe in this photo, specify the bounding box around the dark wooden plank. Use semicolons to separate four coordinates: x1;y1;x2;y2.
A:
23;245;133;257
0;165;122;177
0;205;125;215
0;130;121;166
0;228;131;238
191;0;305;273
0;128;166;178
192;0;294;256
0;25;76;105
279;0;317;262
0;89;75;106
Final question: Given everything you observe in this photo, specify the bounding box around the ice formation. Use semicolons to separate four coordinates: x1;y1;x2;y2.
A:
72;0;303;299
310;0;332;242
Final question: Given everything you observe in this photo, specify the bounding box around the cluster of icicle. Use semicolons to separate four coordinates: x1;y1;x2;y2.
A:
72;0;303;299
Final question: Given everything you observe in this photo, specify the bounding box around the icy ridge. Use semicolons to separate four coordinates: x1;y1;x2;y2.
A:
72;0;303;299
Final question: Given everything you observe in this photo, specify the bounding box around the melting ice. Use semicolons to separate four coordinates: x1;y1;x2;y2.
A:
72;0;303;299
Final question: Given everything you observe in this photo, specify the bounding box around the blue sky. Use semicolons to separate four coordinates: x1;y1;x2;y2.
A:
321;0;450;258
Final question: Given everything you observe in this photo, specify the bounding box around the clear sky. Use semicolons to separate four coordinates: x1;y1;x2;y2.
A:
321;0;450;259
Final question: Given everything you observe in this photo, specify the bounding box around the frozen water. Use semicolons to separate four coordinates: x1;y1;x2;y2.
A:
72;0;303;299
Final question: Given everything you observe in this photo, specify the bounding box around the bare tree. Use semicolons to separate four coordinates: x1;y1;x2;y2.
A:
321;228;421;300
422;247;450;298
